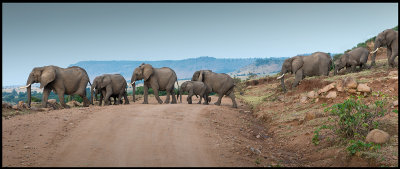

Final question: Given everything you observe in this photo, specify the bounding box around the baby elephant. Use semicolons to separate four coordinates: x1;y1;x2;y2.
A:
178;81;211;105
334;47;370;75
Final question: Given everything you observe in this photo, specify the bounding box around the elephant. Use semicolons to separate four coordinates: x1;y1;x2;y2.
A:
277;52;332;92
177;81;211;104
95;88;128;105
130;63;179;104
334;47;370;75
20;65;91;108
370;29;398;67
192;70;237;108
90;74;129;106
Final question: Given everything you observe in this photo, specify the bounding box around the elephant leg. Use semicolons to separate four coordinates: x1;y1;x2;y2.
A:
188;90;193;104
79;93;90;107
42;87;51;108
351;65;357;73
214;93;223;106
153;88;163;104
292;70;303;88
198;94;202;104
202;94;209;105
171;89;177;104
228;92;238;108
164;91;170;104
143;85;148;104
104;86;112;106
124;92;129;104
56;91;68;108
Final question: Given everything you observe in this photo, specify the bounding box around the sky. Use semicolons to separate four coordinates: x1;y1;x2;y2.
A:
2;3;398;86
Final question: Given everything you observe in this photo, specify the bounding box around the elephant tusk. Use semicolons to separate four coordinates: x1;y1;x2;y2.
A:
277;74;285;80
131;81;135;86
20;84;31;89
370;48;379;54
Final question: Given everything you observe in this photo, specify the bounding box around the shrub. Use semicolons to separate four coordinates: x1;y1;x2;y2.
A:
312;95;388;155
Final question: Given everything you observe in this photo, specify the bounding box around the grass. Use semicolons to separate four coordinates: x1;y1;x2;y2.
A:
2;108;34;118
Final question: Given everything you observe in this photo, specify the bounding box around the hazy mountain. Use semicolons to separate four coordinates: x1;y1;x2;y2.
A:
68;56;287;83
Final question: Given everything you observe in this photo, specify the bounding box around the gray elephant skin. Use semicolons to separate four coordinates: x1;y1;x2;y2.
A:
178;81;211;105
278;52;332;92
334;47;370;75
370;29;398;67
192;70;237;108
22;65;91;108
91;74;129;106
131;63;179;104
94;88;128;105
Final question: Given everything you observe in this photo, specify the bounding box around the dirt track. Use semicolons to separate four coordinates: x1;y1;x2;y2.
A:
2;95;256;167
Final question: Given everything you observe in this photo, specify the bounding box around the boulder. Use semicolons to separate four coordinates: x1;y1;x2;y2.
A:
318;83;336;94
307;91;318;99
48;99;57;104
304;111;316;121
2;102;12;109
336;80;344;92
325;91;337;99
357;84;371;93
18;101;28;109
388;71;398;76
300;96;308;103
347;89;357;94
66;100;81;107
365;129;390;144
12;105;20;110
343;77;358;89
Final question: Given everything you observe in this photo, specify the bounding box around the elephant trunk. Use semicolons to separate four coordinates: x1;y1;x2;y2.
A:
132;81;136;102
279;72;287;92
176;80;181;103
22;77;34;108
370;41;380;67
90;85;95;105
334;66;338;75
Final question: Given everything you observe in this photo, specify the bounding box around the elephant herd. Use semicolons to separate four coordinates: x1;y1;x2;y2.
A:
278;29;398;92
20;63;238;109
20;29;397;109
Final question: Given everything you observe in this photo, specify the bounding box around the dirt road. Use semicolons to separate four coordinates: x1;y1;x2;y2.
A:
2;96;257;167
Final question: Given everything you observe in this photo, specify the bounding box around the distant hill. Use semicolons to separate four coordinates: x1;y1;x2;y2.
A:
69;56;287;83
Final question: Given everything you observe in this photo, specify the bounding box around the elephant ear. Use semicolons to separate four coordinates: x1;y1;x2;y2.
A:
198;70;204;82
142;64;154;81
100;75;111;88
40;67;56;89
291;56;304;74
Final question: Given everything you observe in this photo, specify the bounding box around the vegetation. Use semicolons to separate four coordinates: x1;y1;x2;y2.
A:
312;95;388;156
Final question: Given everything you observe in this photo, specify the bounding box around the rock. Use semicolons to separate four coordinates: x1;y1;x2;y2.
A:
365;129;390;144
18;101;28;109
357;84;371;93
318;83;336;94
66;100;81;107
388;71;398;76
347;89;357;94
344;77;358;89
305;112;316;121
336;80;344;92
48;99;57;104
256;134;260;138
2;102;12;109
246;86;252;89
393;100;398;107
12;105;20;110
325;91;337;99
307;91;318;99
300;96;308;103
315;98;319;103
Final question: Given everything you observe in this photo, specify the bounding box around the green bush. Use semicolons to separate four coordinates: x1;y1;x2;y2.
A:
312;96;388;155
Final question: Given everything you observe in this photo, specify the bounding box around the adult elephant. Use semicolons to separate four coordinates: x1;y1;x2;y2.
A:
20;65;91;108
130;63;179;104
370;29;398;67
90;74;129;106
192;70;237;108
334;47;370;75
277;52;332;92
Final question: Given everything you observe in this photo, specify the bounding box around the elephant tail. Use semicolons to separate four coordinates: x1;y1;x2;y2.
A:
176;80;182;103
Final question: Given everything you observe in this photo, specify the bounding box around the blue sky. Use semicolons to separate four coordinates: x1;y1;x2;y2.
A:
2;3;398;86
